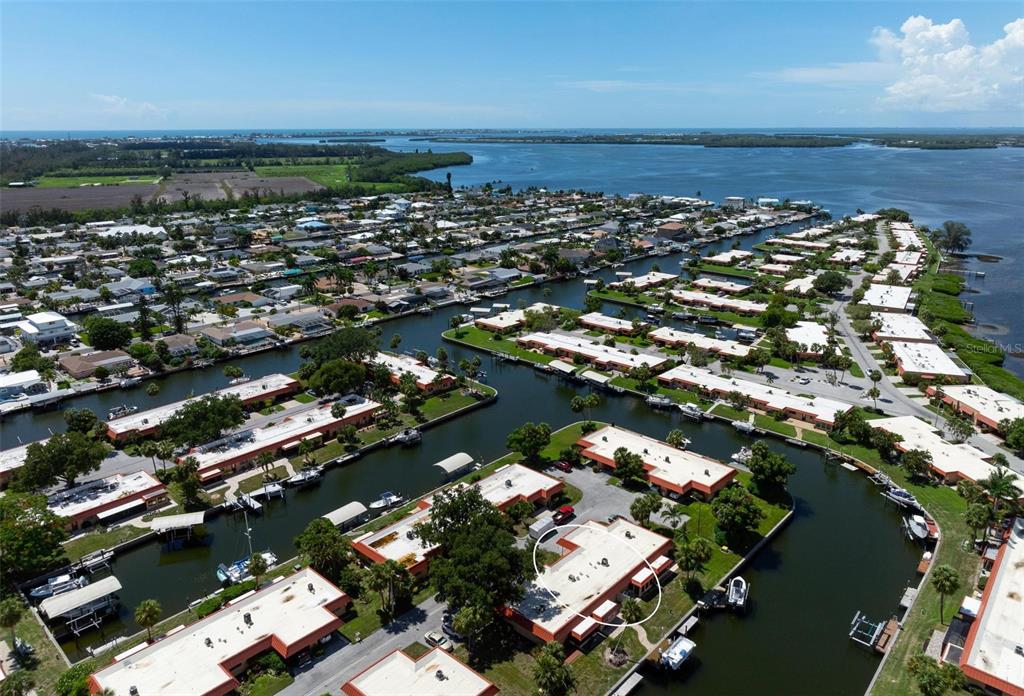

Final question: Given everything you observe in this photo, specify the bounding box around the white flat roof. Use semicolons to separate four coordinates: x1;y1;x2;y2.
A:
580;312;639;332
935;385;1024;426
345;648;493;696
47;471;162;520
784;275;817;295
894;251;923;266
519;332;666;370
871;312;931;342
580;425;734;492
890;341;966;378
0;370;41;390
671;289;768;315
473;302;556;330
871;416;1018;485
649;326;750;358
354;504;436;567
963;518;1024;692
373;352;443;386
765;237;830;250
659;364;852;425
149;511;206;534
467;463;561;508
41;575;121;619
786;321;830;352
107;373;298;436
512;518;669;636
692;277;747;294
608;271;676;290
704;249;752;265
92;569;346;696
862;284;912;312
759;263;792;275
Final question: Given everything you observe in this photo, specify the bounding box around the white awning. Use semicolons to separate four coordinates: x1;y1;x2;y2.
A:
549;359;576;375
631;567;655;587
582;370;610;384
433;452;474;477
323;501;367;528
41;576;121;619
571;616;599;640
96;499;145;520
592;599;618;621
150;511;206;534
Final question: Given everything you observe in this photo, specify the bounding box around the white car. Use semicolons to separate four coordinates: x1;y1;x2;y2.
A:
425;630;454;652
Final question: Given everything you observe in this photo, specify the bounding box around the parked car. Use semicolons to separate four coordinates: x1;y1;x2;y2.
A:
552;460;573;473
425;630;454;652
553;505;575;524
442;612;464;641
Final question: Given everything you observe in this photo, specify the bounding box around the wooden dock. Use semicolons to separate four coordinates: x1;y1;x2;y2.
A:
875;619;899;653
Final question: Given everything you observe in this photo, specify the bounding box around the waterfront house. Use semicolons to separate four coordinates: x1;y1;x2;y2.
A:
372;351;454;393
48;471;167;531
58;350;135;379
926;384;1024;435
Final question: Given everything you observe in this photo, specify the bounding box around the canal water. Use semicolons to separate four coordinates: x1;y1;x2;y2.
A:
6;227;921;695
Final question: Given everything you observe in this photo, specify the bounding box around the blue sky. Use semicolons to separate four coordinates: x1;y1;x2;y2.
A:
2;1;1021;130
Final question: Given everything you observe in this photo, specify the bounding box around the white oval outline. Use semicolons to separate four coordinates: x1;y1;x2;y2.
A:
530;520;664;629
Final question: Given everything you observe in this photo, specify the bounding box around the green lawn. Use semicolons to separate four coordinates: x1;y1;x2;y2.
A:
339;582;436;641
753;413;797;437
236;465;290;494
608;376;709;406
245;672;294;696
253;164;406;192
403;641;431;658
709;403;749;421
292;392;317;404
443;326;555;364
10;600;70;695
697;263;758;279
62;524;149;561
36;174;161;187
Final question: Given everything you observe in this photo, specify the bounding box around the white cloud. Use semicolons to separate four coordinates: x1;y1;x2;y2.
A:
875;16;1024;112
89;93;167;119
766;15;1024;113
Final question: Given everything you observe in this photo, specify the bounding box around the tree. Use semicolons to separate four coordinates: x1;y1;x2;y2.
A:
160;394;245;447
308;359;366;396
506;422;552;462
945;413;974;443
223;364;243;379
812;270;851;295
135;292;154;341
160;282;190;335
85;316;133;350
677;536;715;579
64;407;100;435
979;463;1021;523
248;552;269;589
177;456;204;510
295;518;351;582
134;598;162;641
936;221;972;254
146;381;160;397
362;559;413;618
666;429;689;449
15;431;107;490
0;669;33;696
630;491;663;528
620;597;643;624
962;503;991;545
533;642;574;696
416;487;534;613
613;447;647;485
0;493;67;582
907;654;965;696
746;441;796;492
901;448;933;480
389;333;402;350
298;327;378;377
1001;417;1024;456
930;565;961;624
0;597;22;648
866;386;881;410
452;603;491;652
711;486;765;546
140;440;160;474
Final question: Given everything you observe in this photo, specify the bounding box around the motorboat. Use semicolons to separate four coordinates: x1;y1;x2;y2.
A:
727;576;749;610
679;403;707;420
369;491;405;510
659;634;697;670
732;420;756;434
107;404;137;420
731;447;753;464
228;376;252;385
646;395;674;409
118;377;141;388
904;515;930;541
882;486;921;511
392;428;422;446
286;466;324;487
29;574;88;600
216;550;278;584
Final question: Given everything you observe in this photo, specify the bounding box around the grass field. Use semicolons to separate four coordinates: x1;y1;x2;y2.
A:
254;164;406;192
36;174;161;187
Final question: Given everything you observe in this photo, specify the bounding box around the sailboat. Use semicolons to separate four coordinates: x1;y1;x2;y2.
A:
216;508;277;584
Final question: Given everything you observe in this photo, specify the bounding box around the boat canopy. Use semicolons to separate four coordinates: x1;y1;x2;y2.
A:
433;452;474;477
548;360;576;375
581;370;610;384
323;501;367;528
95;498;146;521
41;576;121;619
150;511;206;534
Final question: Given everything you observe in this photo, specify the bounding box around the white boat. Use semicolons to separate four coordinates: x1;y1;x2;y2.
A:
118;377;141;388
646;395;674;409
727;576;749;609
251;482;284;499
660;634;697;670
107;404;137;420
29;574;88;600
882;486;921;511
732;420;756;434
904;515;929;541
731;447;753;464
216;550;278;584
369;491;405;510
286;466;324;487
679;403;704;419
391;428;422;446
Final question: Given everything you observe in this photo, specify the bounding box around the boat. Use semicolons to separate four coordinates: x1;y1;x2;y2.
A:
731;447;752;464
251;482;284;499
904;515;930;541
118;377;141;388
417;306;432;315
286;465;324;487
727;576;749;610
369;491;405;510
732;420;756;434
882;486;921;511
216;551;278;584
646;395;674;409
392;428;422;446
106;404;137;420
679;403;706;420
228;376;252;385
659;634;697;670
29;574;88;600
697;315;718;325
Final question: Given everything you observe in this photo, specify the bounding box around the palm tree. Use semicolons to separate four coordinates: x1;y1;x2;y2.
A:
140;440;160;474
931;565;960;624
248;552;269;589
980;463;1021;523
620;597;643;624
662;503;688;537
0;597;23;647
134;598;162;642
156;439;176;472
963;503;991;547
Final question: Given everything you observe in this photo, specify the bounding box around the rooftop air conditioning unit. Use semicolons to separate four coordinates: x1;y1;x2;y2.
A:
243;612;253;626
